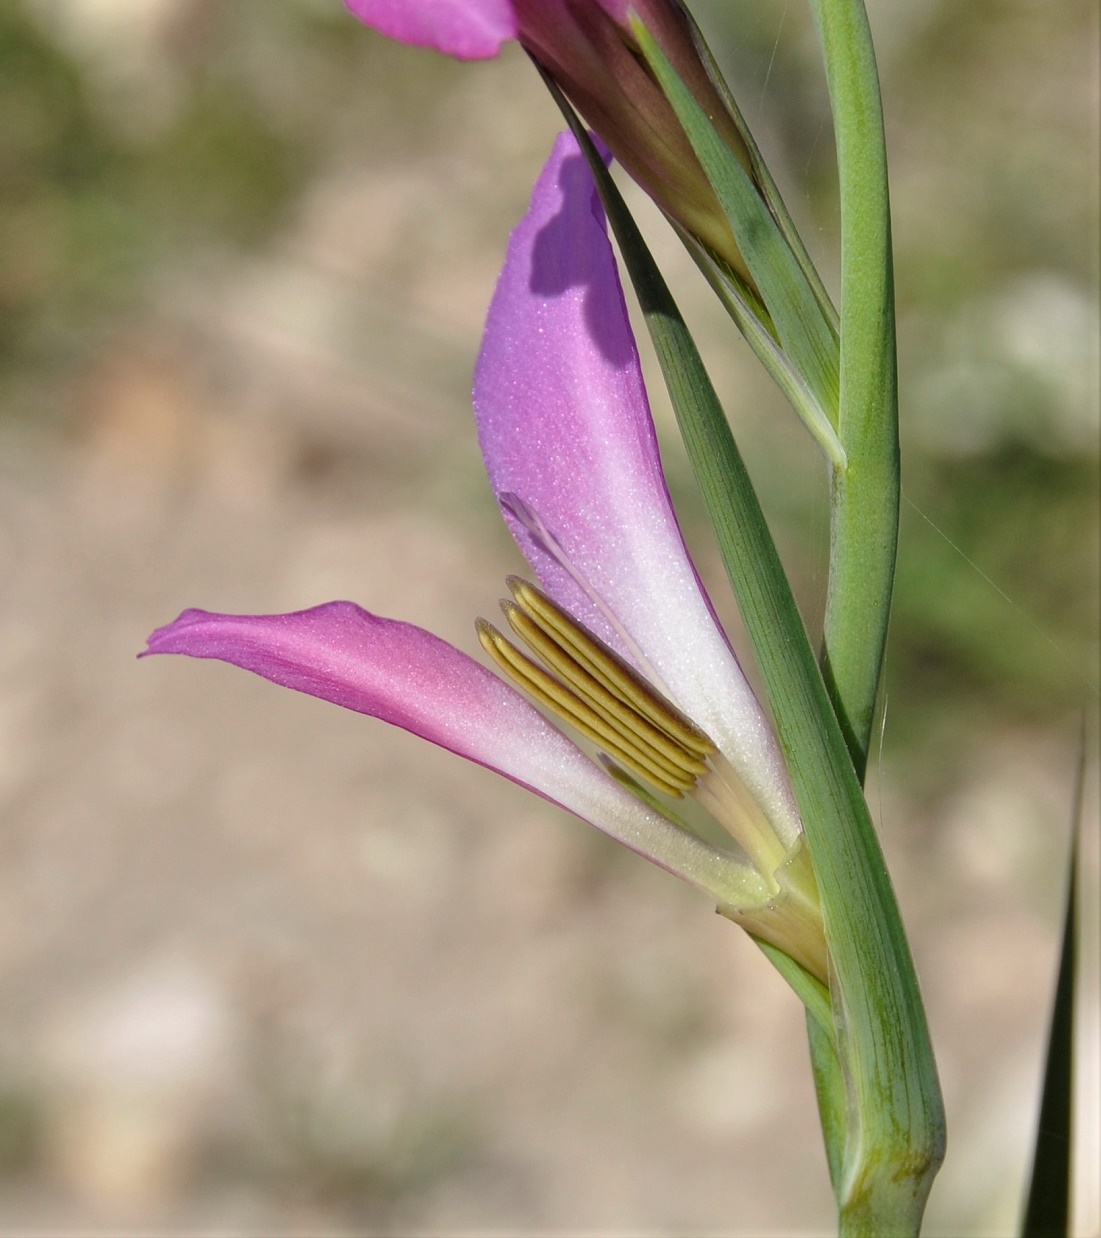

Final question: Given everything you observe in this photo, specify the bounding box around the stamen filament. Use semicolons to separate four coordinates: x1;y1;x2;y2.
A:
696;753;790;875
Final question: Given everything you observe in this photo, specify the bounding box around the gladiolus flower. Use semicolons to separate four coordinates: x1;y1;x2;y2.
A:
344;0;756;282
143;133;823;981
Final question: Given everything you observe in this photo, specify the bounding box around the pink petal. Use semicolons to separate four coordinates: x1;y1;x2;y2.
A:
142;605;740;894
473;133;802;844
343;0;517;59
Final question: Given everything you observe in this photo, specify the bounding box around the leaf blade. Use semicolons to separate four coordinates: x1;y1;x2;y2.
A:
631;19;841;428
1021;727;1086;1238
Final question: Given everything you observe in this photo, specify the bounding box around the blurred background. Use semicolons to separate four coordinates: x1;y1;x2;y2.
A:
0;0;1097;1233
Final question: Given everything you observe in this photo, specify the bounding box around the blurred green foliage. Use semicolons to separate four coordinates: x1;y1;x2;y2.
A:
0;0;474;398
0;1;307;384
892;450;1097;758
0;1086;41;1177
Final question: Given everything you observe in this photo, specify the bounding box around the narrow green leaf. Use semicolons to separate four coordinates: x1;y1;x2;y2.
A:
754;938;834;1041
807;1008;849;1196
539;73;944;1233
631;18;841;426
679;5;840;338
1021;728;1085;1237
680;230;845;468
756;939;847;1195
807;0;900;781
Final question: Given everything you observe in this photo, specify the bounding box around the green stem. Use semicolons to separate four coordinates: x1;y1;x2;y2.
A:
682;5;840;339
809;0;900;780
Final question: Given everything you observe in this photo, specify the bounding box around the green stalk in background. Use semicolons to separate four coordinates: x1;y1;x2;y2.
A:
1022;722;1086;1238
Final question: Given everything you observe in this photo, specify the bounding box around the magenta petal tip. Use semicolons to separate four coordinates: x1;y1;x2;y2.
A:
142;608;216;656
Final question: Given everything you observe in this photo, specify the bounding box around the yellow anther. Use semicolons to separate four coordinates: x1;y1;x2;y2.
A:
477;621;694;796
476;580;718;800
501;602;709;781
506;578;714;757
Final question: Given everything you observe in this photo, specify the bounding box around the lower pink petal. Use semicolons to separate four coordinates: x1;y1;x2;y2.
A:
143;604;740;894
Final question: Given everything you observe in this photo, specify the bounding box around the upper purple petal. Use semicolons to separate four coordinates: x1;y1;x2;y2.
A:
473;132;802;844
142;604;742;894
343;0;517;59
